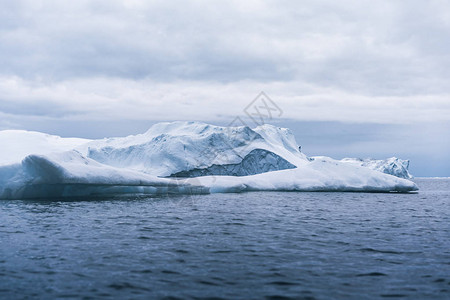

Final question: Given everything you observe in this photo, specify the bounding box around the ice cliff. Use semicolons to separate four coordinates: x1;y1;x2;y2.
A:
0;122;418;199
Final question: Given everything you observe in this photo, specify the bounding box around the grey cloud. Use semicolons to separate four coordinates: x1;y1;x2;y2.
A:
0;99;79;117
1;0;450;177
0;0;296;81
0;0;449;96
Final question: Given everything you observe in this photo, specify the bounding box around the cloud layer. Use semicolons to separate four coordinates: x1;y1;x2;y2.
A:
1;0;449;125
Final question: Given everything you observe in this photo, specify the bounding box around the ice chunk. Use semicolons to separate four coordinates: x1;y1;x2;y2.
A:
313;156;413;179
186;159;418;193
341;157;412;179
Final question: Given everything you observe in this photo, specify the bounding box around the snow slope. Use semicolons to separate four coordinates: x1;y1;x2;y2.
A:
0;130;90;165
0;151;208;199
79;121;308;176
0;122;418;199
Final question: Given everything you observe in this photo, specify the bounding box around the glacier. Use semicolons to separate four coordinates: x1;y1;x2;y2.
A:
0;122;418;199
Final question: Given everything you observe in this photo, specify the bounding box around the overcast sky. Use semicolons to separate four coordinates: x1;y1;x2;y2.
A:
0;0;449;176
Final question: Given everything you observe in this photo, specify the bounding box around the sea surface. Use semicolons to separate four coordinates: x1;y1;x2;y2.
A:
0;178;449;299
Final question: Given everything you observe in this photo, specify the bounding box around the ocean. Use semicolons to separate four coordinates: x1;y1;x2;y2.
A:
0;178;449;299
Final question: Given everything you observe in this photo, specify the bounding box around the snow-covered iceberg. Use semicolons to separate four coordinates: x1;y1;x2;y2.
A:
79;122;306;176
0;122;418;199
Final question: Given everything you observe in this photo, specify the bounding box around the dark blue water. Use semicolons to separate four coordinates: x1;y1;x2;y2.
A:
0;179;449;299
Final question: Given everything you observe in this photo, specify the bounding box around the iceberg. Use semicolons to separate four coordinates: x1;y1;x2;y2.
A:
0;122;418;199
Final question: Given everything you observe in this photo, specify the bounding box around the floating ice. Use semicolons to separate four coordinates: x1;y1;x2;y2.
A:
341;157;412;179
311;156;413;179
0;122;418;199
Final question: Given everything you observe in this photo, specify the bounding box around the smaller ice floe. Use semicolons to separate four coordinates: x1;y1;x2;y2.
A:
312;156;413;179
183;158;418;193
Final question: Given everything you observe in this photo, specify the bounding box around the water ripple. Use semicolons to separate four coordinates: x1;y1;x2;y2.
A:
0;178;448;299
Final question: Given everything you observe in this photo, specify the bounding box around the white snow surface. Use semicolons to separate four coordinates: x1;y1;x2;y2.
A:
79;121;308;176
0;130;90;165
184;161;417;193
0;122;418;199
